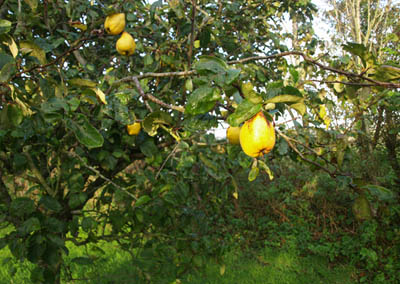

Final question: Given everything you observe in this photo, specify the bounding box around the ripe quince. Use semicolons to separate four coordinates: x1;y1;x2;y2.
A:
127;122;141;135
104;13;126;35
116;31;136;56
226;126;241;145
239;111;275;158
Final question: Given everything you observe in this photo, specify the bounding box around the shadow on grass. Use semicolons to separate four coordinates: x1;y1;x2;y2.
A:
0;234;356;284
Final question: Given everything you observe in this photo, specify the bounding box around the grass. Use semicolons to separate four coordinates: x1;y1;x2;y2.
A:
184;247;356;284
0;227;357;284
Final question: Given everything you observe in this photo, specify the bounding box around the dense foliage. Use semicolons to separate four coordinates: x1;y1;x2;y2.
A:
0;0;399;283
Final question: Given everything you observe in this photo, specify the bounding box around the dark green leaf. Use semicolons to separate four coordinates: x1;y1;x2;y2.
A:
0;62;16;83
140;138;158;157
194;56;228;74
362;185;396;202
10;198;35;217
227;100;262;127
225;69;241;85
39;196;62;212
39;78;55;98
18;217;41;235
7;104;23;126
0;53;14;69
71;257;94;265
68;193;87;209
186;86;221;115
81;217;95;232
65;114;104;149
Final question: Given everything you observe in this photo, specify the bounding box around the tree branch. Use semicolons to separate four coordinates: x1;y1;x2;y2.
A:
23;151;55;196
64;150;137;200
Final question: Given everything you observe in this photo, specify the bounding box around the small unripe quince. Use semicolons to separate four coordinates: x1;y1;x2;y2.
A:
104;13;126;35
239;111;275;158
116;32;136;56
127;122;141;135
226;126;241;145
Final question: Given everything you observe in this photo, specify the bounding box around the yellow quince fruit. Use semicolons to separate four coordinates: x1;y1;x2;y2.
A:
116;31;136;56
104;13;126;35
127;122;141;135
226;126;241;145
239;111;275;158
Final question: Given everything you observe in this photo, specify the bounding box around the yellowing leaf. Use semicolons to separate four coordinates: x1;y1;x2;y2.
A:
68;78;97;88
319;105;330;129
194;40;200;48
319;105;326;119
266;95;303;104
233;192;238;199
92;87;107;105
220;264;226;276
258;160;274;180
20;41;46;65
290;102;306;116
70;23;87;31
3;35;18;58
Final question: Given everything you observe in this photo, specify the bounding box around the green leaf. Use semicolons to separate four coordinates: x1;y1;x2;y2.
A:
0;53;14;69
142;111;173;136
194;56;228;74
0;62;16;83
68;193;87;209
248;167;259;182
10;198;35;217
135;195;151;207
343;42;376;69
144;54;153;65
18;217;41;235
71;257;94;265
227;100;262;127
0;20;12;34
81;217;95;232
65;114;104;149
140;138;158;157
266;95;303;104
7;104;23;126
362;185;395;202
39;196;62;212
186;86;221;115
225;69;241;85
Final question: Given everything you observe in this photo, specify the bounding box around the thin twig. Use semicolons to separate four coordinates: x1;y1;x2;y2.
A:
187;0;197;69
65;151;137;200
132;77;185;113
276;129;335;176
132;77;153;112
155;143;180;179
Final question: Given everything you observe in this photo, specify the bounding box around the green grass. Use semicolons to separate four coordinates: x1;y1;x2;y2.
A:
0;228;357;284
184;247;356;284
